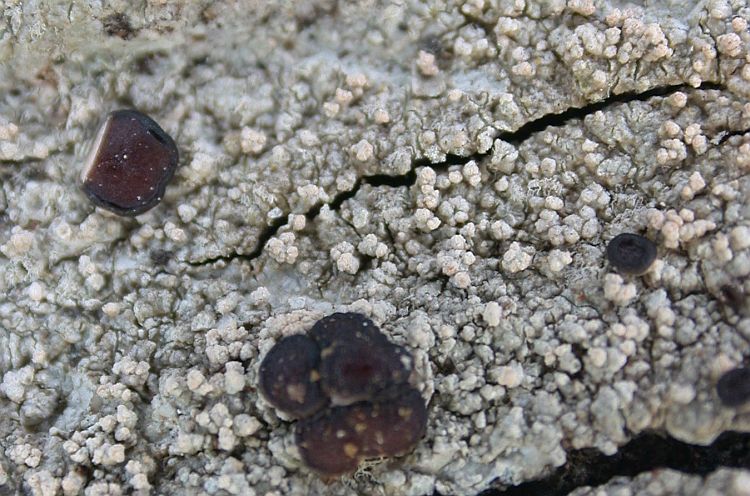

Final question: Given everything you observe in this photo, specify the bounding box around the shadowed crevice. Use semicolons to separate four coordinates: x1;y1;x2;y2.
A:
470;431;750;496
498;81;723;145
718;127;750;145
184;171;421;266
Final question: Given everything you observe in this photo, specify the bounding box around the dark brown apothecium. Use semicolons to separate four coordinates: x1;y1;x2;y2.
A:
308;312;389;349
258;334;328;419
295;385;428;477
294;405;362;477
312;312;412;404
346;385;428;458
80;109;179;216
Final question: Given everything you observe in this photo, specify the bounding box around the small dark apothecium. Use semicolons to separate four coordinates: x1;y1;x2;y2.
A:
352;385;428;458
294;406;362;477
313;313;412;405
258;334;328;419
309;312;389;350
716;367;750;407
318;337;412;405
606;233;657;275
80;109;179;216
295;385;428;477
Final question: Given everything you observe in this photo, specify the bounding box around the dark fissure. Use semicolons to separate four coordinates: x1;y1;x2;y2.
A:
464;431;750;496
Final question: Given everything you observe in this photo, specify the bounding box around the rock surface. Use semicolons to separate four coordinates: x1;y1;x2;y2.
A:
1;1;749;495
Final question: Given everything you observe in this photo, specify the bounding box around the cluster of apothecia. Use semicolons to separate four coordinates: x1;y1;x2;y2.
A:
259;312;428;476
